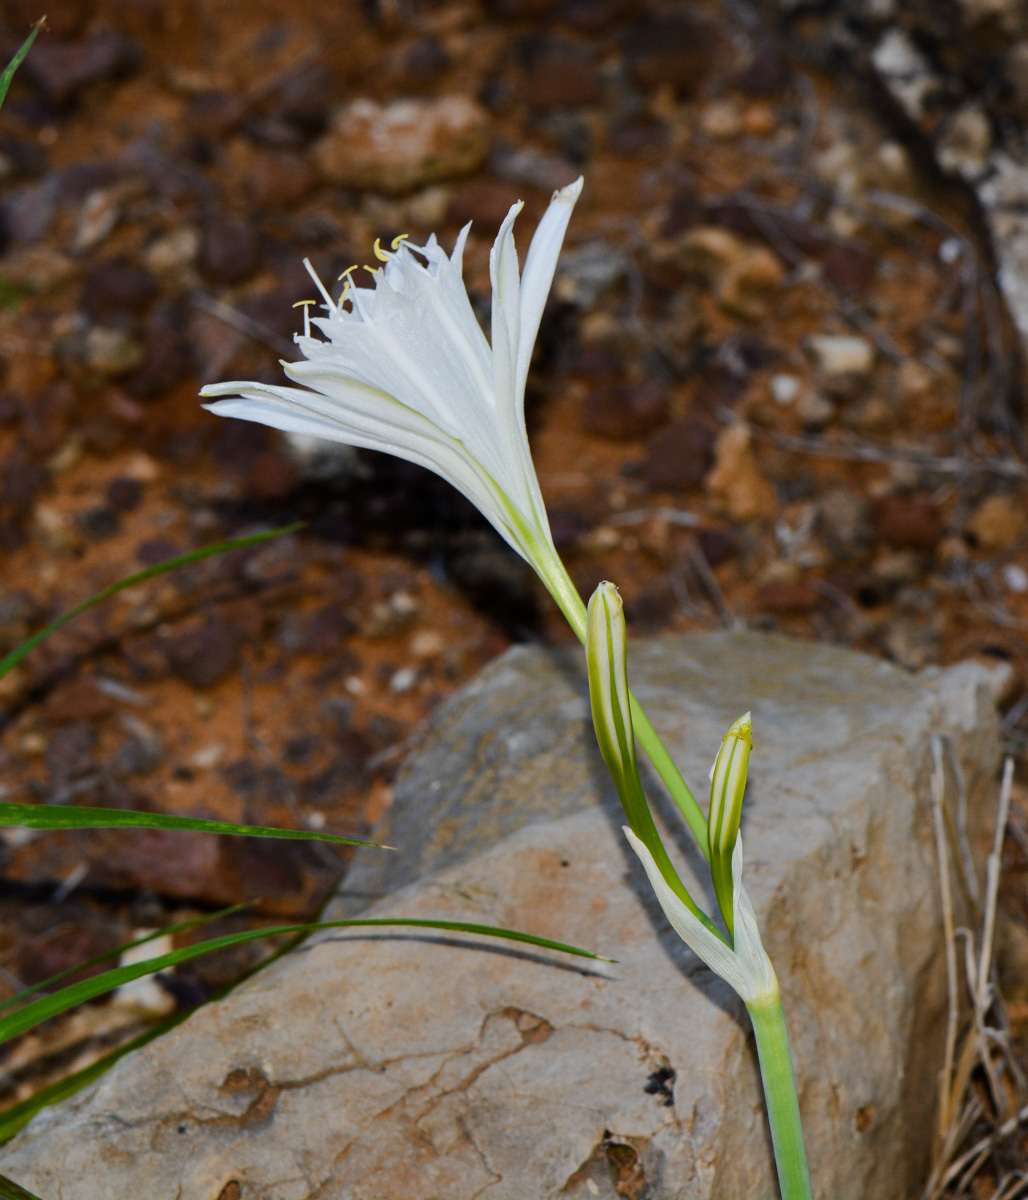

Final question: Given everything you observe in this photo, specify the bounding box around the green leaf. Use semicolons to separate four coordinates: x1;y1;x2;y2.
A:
0;20;43;115
0;905;251;1016
0;523;303;681
0;802;381;849
0;918;612;1046
0;1172;42;1200
0;1012;187;1146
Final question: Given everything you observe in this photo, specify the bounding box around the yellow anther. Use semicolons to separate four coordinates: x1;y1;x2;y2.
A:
372;238;389;262
391;233;409;250
292;299;316;308
337;264;359;282
362;264;381;277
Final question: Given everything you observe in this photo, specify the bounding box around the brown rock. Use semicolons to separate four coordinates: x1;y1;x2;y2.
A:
643;417;716;491
582;381;668;439
523;41;601;108
822;241;877;295
447;178;523;229
873;495;944;551
620;16;719;95
199;213;261;285
759;580;821;615
248;152;317;209
185;91;246;141
44;677;114;722
164;615;242;689
316;97;490;194
81;258;157;322
966;493;1026;551
705;423;777;521
22;31;142;105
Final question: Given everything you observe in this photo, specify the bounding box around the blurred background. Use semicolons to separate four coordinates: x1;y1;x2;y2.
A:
0;0;1028;1142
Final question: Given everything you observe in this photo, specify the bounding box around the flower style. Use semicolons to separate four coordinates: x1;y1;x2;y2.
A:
201;177;585;625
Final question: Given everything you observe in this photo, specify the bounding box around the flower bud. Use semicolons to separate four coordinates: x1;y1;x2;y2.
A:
708;713;752;937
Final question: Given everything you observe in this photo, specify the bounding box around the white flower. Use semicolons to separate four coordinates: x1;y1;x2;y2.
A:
201;178;584;584
625;827;778;1006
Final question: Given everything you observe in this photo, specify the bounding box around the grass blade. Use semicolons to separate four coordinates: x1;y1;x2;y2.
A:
0;802;381;848
0;905;251;1016
0;1011;189;1146
0;1173;42;1200
0;918;612;1045
0;20;43;114
0;523;303;681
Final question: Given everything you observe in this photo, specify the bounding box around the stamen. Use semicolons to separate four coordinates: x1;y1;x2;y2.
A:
292;298;316;338
302;256;337;313
337;264;359;282
391;233;409;250
372;238;390;262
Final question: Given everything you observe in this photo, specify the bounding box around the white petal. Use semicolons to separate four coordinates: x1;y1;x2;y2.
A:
730;837;778;1004
489;201;523;412
515;176;583;403
624;827;754;999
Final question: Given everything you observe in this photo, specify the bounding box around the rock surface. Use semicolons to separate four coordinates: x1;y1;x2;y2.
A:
0;633;1005;1200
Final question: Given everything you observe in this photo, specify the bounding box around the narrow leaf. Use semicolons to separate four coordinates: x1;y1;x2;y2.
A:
0;1171;42;1200
0;918;611;1045
0;905;251;1015
0;21;43;114
0;524;303;681
0;802;380;848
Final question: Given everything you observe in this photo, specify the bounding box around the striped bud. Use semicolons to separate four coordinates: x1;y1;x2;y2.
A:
708;713;752;938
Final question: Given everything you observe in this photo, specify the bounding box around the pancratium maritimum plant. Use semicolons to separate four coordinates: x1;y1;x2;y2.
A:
202;182;811;1200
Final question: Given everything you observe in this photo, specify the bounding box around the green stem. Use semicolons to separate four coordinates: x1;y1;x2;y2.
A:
747;990;812;1200
533;544;709;855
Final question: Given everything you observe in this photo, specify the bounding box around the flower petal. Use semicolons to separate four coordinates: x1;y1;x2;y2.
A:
489;200;524;413
515;176;583;402
624;826;751;996
730;836;778;1004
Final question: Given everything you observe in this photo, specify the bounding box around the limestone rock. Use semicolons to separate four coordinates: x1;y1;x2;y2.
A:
0;633;1005;1200
315;96;489;194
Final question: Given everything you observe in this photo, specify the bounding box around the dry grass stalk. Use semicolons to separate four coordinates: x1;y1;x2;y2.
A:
921;747;1021;1200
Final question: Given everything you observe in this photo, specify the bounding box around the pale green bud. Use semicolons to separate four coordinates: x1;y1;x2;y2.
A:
586;582;720;935
708;713;752;938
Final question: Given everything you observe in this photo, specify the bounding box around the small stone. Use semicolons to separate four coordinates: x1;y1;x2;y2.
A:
389;666;419;694
873;495;944;551
184;91;246;141
112;932;177;1018
821;242;877;295
164;616;242;689
1004;564;1028;593
143;226;200;274
818;489;872;560
705;423;777;521
71;187;122;255
967;493;1027;551
620;16;718;95
796;390;835;429
404;37;451;82
106;476;143;512
199;213;261;285
680;226;784;317
897;359;933;398
581;381;667;439
81;258;157;321
699;98;742;139
643;417;716;491
809;335;875;376
410;630;445;658
45;721;98;782
316;96;489;194
81;326;143;377
488;142;579;192
522;40;601;108
554;242;631;309
44;677;114;722
937;102;991;181
248;151;317;209
447;178;523;228
22;31;142;105
770;374;800;405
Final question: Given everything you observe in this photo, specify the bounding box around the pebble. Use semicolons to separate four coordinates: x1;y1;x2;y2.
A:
81;258;157;321
403;37;451;83
643;417;716;491
81;326;143;377
44;677;114;722
184;91;246;142
23;31;142;105
1003;564;1028;593
522;40;601;109
705;422;778;521
111;932;177;1018
164;615;242;688
554;241;631;309
817;488;872;559
680;226;784;317
199;212;261;285
821;241;878;295
809;334;875;376
487;142;578;192
770;373;800;405
581;381;668;439
873;495;944;551
45;721;98;782
143;226;199;274
937;101;991;180
106;476;144;512
759;580;821;615
620;15;718;95
316;96;489;194
389;666;419;694
967;494;1026;551
125;302;190;400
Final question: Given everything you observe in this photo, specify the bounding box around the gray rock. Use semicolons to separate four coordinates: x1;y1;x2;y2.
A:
0;633;1006;1200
